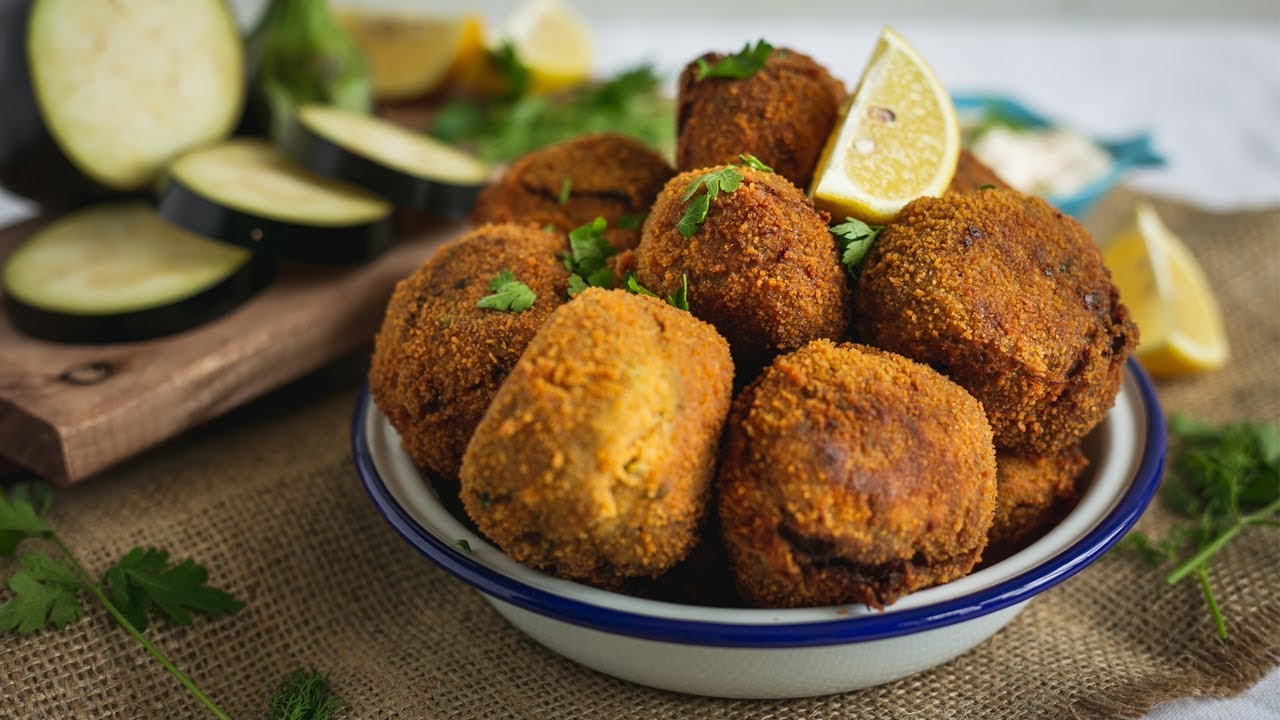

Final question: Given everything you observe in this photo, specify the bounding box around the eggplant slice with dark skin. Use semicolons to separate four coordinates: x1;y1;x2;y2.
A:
2;203;274;343
0;0;245;210
158;139;395;264
284;104;491;220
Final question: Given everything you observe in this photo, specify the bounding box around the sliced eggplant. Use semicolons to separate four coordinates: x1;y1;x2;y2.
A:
2;203;274;343
285;104;490;219
9;0;244;204
159;139;394;264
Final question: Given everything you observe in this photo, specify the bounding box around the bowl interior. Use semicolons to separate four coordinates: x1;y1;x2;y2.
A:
355;361;1164;642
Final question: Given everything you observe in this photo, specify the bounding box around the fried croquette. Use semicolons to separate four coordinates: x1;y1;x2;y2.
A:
636;165;851;373
369;223;570;483
856;189;1137;453
676;48;845;188
718;340;997;610
470;133;674;251
985;445;1089;563
947;149;1010;195
460;288;734;587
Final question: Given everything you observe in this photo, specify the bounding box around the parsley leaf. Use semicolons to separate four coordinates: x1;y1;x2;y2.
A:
428;64;674;164
623;273;690;312
453;539;472;554
736;153;773;172
829;217;884;275
0;483;52;556
102;547;244;631
564;217;618;297
268;668;346;720
677;167;744;238
0;552;85;633
667;273;690;311
558;177;572;205
696;39;774;81
1116;414;1280;638
487;41;530;99
477;270;537;312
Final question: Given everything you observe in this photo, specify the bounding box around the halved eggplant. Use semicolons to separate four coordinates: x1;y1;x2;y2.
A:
285;104;491;219
2;203;274;343
0;0;245;209
158;139;394;264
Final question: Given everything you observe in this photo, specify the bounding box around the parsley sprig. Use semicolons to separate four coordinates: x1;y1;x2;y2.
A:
623;272;690;312
737;153;773;173
477;270;537;312
564;217;617;297
829;217;884;275
677;167;744;238
1117;414;1280;638
696;39;774;81
1;482;243;718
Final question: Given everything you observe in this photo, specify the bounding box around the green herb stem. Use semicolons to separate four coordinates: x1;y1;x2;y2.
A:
49;536;232;720
1166;496;1280;585
1195;565;1227;639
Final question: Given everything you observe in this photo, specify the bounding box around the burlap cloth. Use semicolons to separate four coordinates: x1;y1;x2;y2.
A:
2;188;1278;719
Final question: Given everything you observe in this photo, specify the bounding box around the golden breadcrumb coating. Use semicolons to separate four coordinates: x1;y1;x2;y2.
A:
369;223;570;482
636;165;851;374
471;133;674;251
677;48;845;188
856;188;1137;453
986;445;1089;563
460;288;734;587
718;340;996;609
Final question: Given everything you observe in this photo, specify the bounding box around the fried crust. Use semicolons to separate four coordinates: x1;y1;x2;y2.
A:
718;340;996;609
677;48;845;188
947;149;1011;195
986;445;1089;563
636;165;851;374
369;223;570;482
460;288;734;587
856;189;1138;452
471;133;674;251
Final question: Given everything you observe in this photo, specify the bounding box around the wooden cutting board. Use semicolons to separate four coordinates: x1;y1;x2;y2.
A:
0;215;463;484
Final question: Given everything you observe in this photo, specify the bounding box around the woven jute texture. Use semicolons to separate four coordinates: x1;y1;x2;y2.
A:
2;189;1278;719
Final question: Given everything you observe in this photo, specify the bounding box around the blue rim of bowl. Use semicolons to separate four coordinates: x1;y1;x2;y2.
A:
354;359;1165;648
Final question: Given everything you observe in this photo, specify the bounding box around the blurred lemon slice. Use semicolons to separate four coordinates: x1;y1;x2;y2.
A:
809;26;960;225
503;0;593;94
1103;201;1229;376
336;10;479;101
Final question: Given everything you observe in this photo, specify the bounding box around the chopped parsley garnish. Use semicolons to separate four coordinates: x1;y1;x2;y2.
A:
978;183;997;191
542;223;558;233
429;65;674;163
829;217;884;275
453;539;473;554
736;153;773;172
677;167;744;238
564;217;617;297
558;177;572;205
696;39;774;81
477;270;536;312
1116;414;1280;639
623;272;691;312
487;41;530;99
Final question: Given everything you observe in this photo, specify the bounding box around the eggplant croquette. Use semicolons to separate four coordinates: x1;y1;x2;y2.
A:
471;133;674;251
718;340;997;610
947;149;1010;195
460;288;734;586
986;445;1088;562
636;165;851;372
677;48;844;188
856;189;1137;453
369;223;570;483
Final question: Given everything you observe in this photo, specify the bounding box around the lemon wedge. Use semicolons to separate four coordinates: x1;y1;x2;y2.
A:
336;10;478;101
503;0;593;94
1103;201;1229;376
809;26;960;225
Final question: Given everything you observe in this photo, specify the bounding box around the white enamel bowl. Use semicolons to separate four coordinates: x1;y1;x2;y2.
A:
354;360;1164;699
